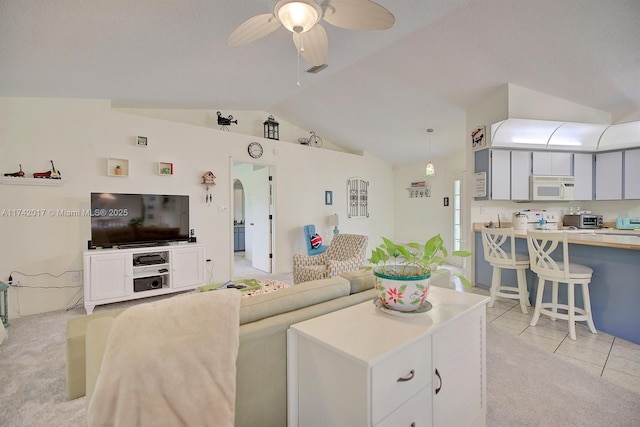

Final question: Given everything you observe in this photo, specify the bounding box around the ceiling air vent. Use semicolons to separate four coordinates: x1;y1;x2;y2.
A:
306;64;328;74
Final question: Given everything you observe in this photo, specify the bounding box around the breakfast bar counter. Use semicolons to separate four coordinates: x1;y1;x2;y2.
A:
473;225;640;344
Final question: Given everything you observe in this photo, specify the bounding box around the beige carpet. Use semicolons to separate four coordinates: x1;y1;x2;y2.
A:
2;296;639;426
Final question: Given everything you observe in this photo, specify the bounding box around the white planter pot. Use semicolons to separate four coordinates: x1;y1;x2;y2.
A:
373;266;431;312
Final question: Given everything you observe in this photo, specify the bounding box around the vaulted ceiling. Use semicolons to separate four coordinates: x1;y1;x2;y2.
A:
1;0;638;164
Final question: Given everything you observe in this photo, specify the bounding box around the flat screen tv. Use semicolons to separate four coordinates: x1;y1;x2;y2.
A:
90;193;189;248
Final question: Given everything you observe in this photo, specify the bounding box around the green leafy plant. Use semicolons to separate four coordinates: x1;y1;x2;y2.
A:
367;234;473;289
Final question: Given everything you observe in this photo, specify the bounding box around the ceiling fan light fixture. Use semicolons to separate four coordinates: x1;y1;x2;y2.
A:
275;0;322;33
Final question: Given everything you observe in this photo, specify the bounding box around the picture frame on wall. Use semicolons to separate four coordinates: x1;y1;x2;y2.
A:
471;126;486;151
137;136;148;147
325;191;333;205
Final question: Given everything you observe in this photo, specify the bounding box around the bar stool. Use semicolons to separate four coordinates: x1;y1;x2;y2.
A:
481;227;531;313
526;231;597;340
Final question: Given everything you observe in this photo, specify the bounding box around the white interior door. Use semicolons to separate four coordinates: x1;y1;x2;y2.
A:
251;165;272;273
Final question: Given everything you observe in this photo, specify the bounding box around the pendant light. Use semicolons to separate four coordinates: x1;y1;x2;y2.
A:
425;128;436;177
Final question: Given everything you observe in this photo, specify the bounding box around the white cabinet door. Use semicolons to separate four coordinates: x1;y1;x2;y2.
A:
432;309;485;427
90;252;131;300
511;151;531;200
490;150;511;200
532;152;572;175
624;149;640;199
573;153;593;201
595;151;623;200
171;246;205;289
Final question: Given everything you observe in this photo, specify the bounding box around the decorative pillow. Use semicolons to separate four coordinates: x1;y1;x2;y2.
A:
310;233;323;249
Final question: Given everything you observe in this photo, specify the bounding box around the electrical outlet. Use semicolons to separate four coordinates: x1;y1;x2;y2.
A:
11;279;21;287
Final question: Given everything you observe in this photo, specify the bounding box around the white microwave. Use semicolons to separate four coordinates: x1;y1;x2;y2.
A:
529;175;575;201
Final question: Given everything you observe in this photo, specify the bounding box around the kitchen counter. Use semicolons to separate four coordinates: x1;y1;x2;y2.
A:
473;224;640;251
473;224;640;344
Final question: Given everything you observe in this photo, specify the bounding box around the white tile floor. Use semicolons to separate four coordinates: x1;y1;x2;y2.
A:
473;287;640;394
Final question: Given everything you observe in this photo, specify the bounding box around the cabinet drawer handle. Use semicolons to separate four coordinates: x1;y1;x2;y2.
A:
397;369;415;382
435;368;442;394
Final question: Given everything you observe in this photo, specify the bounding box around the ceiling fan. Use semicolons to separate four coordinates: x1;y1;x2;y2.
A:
227;0;395;66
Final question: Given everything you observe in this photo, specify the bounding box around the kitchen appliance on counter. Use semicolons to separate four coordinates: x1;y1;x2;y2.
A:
529;175;575;201
514;210;558;230
563;214;603;229
513;212;528;230
616;217;640;230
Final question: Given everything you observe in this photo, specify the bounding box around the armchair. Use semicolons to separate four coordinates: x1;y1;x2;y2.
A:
303;224;328;256
293;234;368;285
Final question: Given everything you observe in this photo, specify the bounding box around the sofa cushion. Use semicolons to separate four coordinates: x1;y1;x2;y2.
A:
340;268;375;294
239;276;350;325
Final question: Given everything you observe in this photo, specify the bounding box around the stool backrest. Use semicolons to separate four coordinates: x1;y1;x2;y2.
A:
526;231;570;280
481;227;518;267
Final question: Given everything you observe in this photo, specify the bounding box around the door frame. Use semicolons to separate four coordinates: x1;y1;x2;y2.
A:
230;157;275;276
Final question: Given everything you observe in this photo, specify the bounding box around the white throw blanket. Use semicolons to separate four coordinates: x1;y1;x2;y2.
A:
0;321;7;346
87;289;242;427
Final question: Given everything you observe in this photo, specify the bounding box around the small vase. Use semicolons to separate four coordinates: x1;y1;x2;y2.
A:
115;168;122;175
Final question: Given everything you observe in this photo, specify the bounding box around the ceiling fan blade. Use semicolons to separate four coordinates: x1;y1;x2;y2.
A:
293;24;328;66
321;0;395;30
228;13;281;47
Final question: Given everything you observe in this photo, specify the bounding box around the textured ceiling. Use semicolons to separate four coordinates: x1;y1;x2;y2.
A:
1;0;639;164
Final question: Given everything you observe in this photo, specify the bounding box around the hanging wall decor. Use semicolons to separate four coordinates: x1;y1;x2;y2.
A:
471;126;486;151
347;177;369;218
407;180;431;198
202;171;216;205
137;136;148;147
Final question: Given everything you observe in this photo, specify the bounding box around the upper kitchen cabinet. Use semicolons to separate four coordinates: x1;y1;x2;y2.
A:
474;149;531;201
624;149;640;199
491;149;511;200
595;151;623;200
573;153;594;201
511;150;532;200
532;152;572;176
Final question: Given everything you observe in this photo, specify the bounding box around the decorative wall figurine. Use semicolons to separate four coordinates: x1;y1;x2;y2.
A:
217;111;238;131
263;115;279;140
33;160;61;179
4;164;25;177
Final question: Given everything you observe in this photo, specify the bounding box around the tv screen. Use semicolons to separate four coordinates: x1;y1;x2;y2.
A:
90;193;189;248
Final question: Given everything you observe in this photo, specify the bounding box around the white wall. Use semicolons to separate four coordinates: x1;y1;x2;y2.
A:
0;97;394;317
115;107;352;154
393;149;465;252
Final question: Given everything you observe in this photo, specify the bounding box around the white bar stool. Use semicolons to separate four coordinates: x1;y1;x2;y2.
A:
526;231;597;340
481;227;531;313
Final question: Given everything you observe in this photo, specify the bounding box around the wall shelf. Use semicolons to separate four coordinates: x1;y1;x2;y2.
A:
107;158;129;177
0;176;66;186
158;162;174;176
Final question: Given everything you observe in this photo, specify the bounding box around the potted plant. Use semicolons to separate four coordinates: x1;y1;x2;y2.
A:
114;165;122;175
367;235;472;312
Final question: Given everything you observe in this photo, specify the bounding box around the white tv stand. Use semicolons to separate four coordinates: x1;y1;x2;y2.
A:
83;243;205;314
